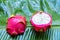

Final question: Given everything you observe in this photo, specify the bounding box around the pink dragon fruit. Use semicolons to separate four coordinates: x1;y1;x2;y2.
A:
30;11;52;32
6;15;26;36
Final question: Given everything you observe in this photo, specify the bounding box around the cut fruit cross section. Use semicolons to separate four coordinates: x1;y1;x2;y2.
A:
32;12;51;25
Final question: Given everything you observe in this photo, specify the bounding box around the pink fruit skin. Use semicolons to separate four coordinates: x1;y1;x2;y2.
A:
30;12;52;32
6;15;26;36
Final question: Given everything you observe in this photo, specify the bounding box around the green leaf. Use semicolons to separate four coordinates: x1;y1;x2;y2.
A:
0;0;60;40
0;26;60;40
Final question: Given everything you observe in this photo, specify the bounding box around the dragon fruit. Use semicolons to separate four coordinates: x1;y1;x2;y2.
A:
6;15;26;36
30;11;52;32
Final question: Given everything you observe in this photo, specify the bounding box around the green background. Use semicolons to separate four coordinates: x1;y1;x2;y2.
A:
0;0;60;40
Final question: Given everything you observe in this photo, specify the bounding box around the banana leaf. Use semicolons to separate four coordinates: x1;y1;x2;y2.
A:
0;0;60;40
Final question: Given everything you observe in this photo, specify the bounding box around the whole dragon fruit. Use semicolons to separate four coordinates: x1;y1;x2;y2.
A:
6;15;26;36
30;11;52;32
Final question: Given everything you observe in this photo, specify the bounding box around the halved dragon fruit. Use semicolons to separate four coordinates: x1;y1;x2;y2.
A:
6;15;26;36
30;11;52;32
